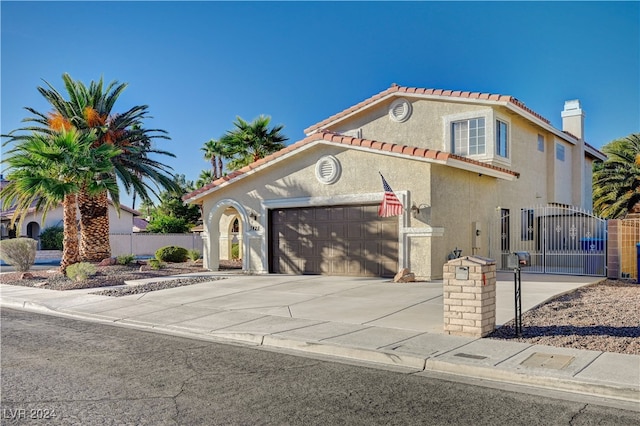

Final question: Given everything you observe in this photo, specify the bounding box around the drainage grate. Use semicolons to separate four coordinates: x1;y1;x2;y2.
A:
520;352;575;370
454;353;488;360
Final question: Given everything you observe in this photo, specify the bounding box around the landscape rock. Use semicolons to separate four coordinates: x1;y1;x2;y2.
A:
98;257;117;266
393;268;415;283
19;272;34;280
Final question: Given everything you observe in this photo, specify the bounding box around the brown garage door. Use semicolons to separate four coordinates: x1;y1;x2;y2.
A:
269;205;399;277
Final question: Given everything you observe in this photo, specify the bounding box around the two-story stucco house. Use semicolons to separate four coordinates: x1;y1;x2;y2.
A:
183;84;606;280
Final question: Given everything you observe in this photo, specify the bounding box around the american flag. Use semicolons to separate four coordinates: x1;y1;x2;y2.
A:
378;173;404;217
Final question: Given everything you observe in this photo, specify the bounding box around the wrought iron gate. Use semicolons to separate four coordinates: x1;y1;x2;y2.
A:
492;205;607;276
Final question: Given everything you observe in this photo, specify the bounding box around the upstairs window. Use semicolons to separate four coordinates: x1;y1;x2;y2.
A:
556;143;565;161
496;120;508;158
537;134;545;152
451;117;485;156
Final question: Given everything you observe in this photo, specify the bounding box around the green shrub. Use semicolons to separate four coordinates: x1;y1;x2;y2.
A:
117;254;136;265
155;246;188;263
0;238;37;272
146;215;190;233
66;262;97;281
231;243;240;260
39;226;64;250
187;249;201;261
148;258;164;270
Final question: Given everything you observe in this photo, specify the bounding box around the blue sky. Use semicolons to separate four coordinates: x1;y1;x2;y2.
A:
2;1;639;208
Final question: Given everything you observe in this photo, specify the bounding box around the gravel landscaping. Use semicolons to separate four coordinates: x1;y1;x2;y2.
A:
1;263;638;355
0;260;240;291
90;275;226;297
489;279;640;355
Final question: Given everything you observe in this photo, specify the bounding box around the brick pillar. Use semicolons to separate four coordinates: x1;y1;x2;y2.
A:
443;256;496;337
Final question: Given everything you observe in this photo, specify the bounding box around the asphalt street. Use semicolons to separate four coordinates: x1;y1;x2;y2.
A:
1;308;638;425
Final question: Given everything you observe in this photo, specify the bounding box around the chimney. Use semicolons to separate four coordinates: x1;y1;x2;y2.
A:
561;99;585;140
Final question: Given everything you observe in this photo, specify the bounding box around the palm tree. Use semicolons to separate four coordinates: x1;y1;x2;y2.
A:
196;170;216;188
220;115;288;171
0;128;120;271
593;133;640;219
201;138;227;178
4;73;178;261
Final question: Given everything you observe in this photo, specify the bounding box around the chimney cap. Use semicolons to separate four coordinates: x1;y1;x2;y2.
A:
562;99;584;118
563;99;582;111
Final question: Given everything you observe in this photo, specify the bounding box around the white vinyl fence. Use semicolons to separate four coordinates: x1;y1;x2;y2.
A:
110;233;204;257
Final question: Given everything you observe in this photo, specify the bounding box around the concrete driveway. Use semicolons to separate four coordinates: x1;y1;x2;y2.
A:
132;271;602;334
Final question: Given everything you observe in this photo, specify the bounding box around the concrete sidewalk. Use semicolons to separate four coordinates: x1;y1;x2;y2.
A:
1;271;638;408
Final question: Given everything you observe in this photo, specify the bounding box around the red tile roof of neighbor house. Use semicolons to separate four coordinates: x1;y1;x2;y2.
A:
183;131;520;202
303;83;553;135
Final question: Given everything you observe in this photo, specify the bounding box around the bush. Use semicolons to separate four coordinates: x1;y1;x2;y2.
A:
0;238;37;272
39;226;64;250
146;215;190;233
148;258;164;270
117;254;136;265
187;249;201;261
66;262;97;281
231;243;240;260
155;246;188;263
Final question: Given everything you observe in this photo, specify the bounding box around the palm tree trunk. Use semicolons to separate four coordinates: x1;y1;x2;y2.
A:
217;157;223;178
78;187;111;261
211;157;218;179
60;193;79;272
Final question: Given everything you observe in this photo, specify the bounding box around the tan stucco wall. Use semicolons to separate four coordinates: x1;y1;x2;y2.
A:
201;144;445;278
333;98;490;151
331;98;590;210
429;165;499;277
554;139;573;205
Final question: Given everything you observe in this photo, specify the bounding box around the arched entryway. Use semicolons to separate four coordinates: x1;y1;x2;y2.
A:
218;209;243;262
205;199;252;273
26;221;41;247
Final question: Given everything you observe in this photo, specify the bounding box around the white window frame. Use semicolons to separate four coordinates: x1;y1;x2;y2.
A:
443;109;511;167
452;117;486;156
443;109;491;159
496;119;509;158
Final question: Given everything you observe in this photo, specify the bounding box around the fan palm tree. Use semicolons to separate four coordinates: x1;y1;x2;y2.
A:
1;128;121;271
196;170;216;188
201;138;227;178
3;73;178;261
593;133;640;219
220;115;288;171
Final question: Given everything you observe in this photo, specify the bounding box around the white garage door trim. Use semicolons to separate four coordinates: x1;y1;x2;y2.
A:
260;192;407;275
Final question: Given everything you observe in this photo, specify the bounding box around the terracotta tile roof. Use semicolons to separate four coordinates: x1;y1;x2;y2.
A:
183;131;519;202
304;83;552;135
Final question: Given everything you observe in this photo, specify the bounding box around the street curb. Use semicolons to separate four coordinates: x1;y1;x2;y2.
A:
2;300;638;406
262;335;428;370
424;358;640;404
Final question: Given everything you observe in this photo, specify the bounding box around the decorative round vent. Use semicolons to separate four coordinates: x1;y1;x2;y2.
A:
388;98;412;123
315;155;341;185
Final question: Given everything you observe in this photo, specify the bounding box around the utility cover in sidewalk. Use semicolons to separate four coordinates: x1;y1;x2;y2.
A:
521;352;575;370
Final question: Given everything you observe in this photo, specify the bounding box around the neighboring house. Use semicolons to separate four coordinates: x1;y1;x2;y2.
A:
183;84;606;280
0;178;141;245
133;217;149;233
